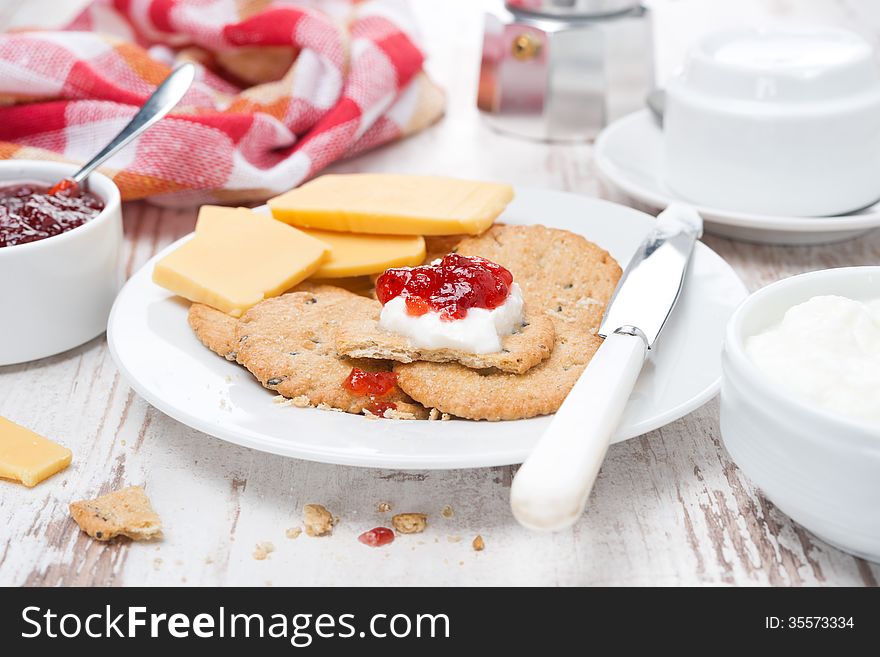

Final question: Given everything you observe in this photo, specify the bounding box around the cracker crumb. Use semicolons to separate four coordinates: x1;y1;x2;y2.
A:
152;558;163;571
303;504;334;536
362;409;379;420
120;440;127;447
316;402;344;413
447;535;462;543
428;408;452;421
286;527;302;539
441;505;454;519
253;541;274;560
383;409;417;420
274;394;312;408
204;556;214;565
376;502;392;513
472;535;485;551
392;513;427;534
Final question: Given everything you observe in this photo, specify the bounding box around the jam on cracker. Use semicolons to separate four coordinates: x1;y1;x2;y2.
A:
376;254;514;320
343;367;398;416
0;180;104;248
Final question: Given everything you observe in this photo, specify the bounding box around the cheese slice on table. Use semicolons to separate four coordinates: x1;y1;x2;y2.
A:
0;417;72;487
300;228;425;278
153;206;330;316
268;174;514;236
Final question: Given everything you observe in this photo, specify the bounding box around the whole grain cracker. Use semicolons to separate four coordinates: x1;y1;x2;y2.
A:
188;280;330;359
189;303;239;360
335;311;554;374
69;486;162;541
421;234;468;263
233;286;427;417
394;225;622;420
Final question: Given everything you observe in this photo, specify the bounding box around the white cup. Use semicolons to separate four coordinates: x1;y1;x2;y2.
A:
664;26;880;217
0;161;123;365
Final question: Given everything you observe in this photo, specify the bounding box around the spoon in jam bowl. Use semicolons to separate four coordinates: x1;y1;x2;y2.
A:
48;63;196;197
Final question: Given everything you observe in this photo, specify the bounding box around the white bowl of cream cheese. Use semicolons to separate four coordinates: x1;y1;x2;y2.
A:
721;267;880;562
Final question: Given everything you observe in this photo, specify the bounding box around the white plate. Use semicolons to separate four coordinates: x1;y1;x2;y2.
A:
594;111;880;245
107;189;747;469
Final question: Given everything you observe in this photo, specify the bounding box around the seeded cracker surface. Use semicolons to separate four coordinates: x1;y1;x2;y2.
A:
188;280;327;360
188;303;239;360
394;225;622;420
233;286;427;417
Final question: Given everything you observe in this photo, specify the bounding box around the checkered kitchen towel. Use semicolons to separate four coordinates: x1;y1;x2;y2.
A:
0;0;444;204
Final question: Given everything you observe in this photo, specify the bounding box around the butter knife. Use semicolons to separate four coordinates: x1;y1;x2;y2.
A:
510;203;703;531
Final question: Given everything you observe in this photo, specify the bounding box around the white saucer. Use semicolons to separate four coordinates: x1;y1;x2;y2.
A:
594;110;880;245
107;189;747;469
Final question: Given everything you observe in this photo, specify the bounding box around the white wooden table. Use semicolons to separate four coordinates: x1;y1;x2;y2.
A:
2;0;879;587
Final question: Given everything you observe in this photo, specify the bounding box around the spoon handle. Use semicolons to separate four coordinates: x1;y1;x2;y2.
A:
71;63;196;187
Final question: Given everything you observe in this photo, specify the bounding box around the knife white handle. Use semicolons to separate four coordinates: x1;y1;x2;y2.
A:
510;330;647;531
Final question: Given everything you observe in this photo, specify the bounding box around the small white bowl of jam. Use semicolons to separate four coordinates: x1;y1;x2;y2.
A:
721;267;880;561
0;160;123;365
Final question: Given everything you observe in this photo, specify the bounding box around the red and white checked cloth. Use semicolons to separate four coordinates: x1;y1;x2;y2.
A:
0;0;444;204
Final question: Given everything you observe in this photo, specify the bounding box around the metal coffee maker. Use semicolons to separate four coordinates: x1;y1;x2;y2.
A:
477;0;654;141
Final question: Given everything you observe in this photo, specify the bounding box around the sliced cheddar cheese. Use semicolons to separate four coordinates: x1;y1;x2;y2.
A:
0;417;72;487
299;228;425;278
268;174;514;236
152;206;329;316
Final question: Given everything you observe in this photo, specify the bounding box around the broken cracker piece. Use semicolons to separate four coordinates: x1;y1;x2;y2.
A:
336;312;555;375
392;513;428;534
69;486;162;542
303;504;334;536
376;502;392;513
473;535;485;551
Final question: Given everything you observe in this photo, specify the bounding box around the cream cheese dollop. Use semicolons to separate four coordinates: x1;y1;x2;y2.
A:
378;283;524;354
745;295;880;423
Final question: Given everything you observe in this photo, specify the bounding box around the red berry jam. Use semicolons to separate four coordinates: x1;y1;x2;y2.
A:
343;368;398;397
358;527;395;547
376;254;514;320
343;367;398;416
0;180;104;248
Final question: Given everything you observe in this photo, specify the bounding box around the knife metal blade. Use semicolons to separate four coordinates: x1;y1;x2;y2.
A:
598;203;703;348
